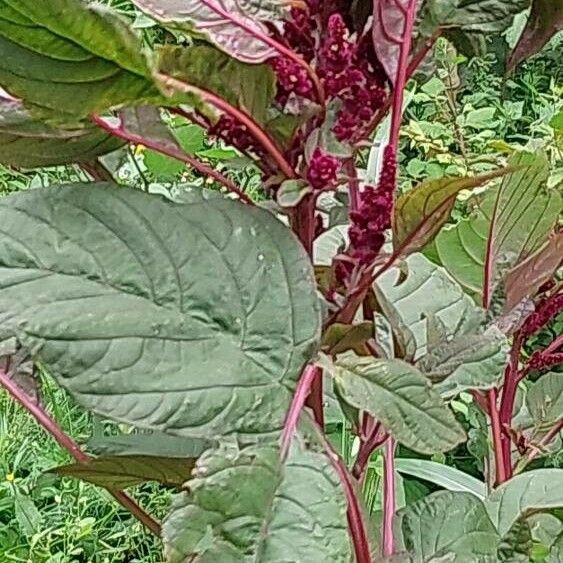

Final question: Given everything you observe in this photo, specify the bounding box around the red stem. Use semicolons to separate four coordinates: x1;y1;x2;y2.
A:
352;423;387;481
345;159;360;213
0;369;161;536
382;438;396;557
157;74;297;179
488;389;508;486
516;419;563;472
199;0;325;109
318;429;372;563
280;364;320;459
91;114;252;205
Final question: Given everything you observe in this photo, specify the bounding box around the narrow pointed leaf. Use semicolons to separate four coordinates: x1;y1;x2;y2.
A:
52;455;197;488
326;354;465;454
504;231;563;312
0;0;158;119
508;0;563;71
485;469;563;536
163;435;352;562
0;98;122;168
436;151;561;306
0;184;321;440
132;0;288;63
88;432;214;459
395;458;487;499
397;491;499;562
392;169;510;257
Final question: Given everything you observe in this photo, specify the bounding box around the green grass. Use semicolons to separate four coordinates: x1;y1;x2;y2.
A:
0;378;167;562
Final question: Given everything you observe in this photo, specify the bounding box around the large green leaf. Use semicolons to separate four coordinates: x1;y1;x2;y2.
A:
397;491;499;562
0;98;122;168
497;518;533;562
157;44;276;124
0;0;157;119
374;253;477;360
395;458;487;499
132;0;287;64
0;184;321;440
162;434;351;562
436;151;561;307
550;532;563;562
508;0;563;70
485;469;563;536
526;373;563;432
52;455;196;488
324;354;465;454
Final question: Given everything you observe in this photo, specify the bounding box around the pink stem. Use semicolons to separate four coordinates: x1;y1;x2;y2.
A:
382;438;396;557
280;364;320;459
542;334;563;356
90;114;253;205
157;74;297;179
388;0;419;153
352;424;387;481
199;0;325;108
488;389;508;486
0;368;161;536
318;429;372;563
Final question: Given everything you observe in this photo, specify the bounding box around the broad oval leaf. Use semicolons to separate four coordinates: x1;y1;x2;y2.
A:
0;0;157;119
526;373;563;432
0;98;123;168
392;169;510;257
436;151;561;307
162;435;352;562
0;184;321;440
397;490;499;562
485;469;563;536
395;458;487;499
52;455;196;489
132;0;288;64
325;354;466;454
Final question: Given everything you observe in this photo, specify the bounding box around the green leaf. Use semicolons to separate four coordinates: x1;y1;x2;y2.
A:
526;373;563;432
436;151;561;306
485;469;563;536
417;325;509;398
0;98;123;168
52;455;196;488
464;107;497;129
508;0;563;71
321;322;374;356
157;44;276;124
88;432;213;460
421;0;530;35
14;494;43;536
392;169;510;257
313;225;348;266
325;354;465;454
276;179;312;208
0;0;158;120
162;434;351;562
550;532;563;562
132;0;287;64
397;491;499;562
395;458;487;499
374;253;477;361
0;184;321;440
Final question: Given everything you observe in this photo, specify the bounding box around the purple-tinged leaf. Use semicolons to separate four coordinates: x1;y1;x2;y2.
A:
508;0;563;71
504;230;563;312
132;0;289;63
372;0;422;85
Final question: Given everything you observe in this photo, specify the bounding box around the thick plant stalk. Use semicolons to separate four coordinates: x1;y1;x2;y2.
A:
91;114;253;205
0;368;161;537
156;75;297;179
488;389;508;485
382;438;397;557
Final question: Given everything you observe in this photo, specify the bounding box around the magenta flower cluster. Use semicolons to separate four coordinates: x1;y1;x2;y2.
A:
209;115;260;155
521;292;563;338
307;148;341;190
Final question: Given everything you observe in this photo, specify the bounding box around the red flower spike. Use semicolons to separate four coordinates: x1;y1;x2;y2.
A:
307;148;341;190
